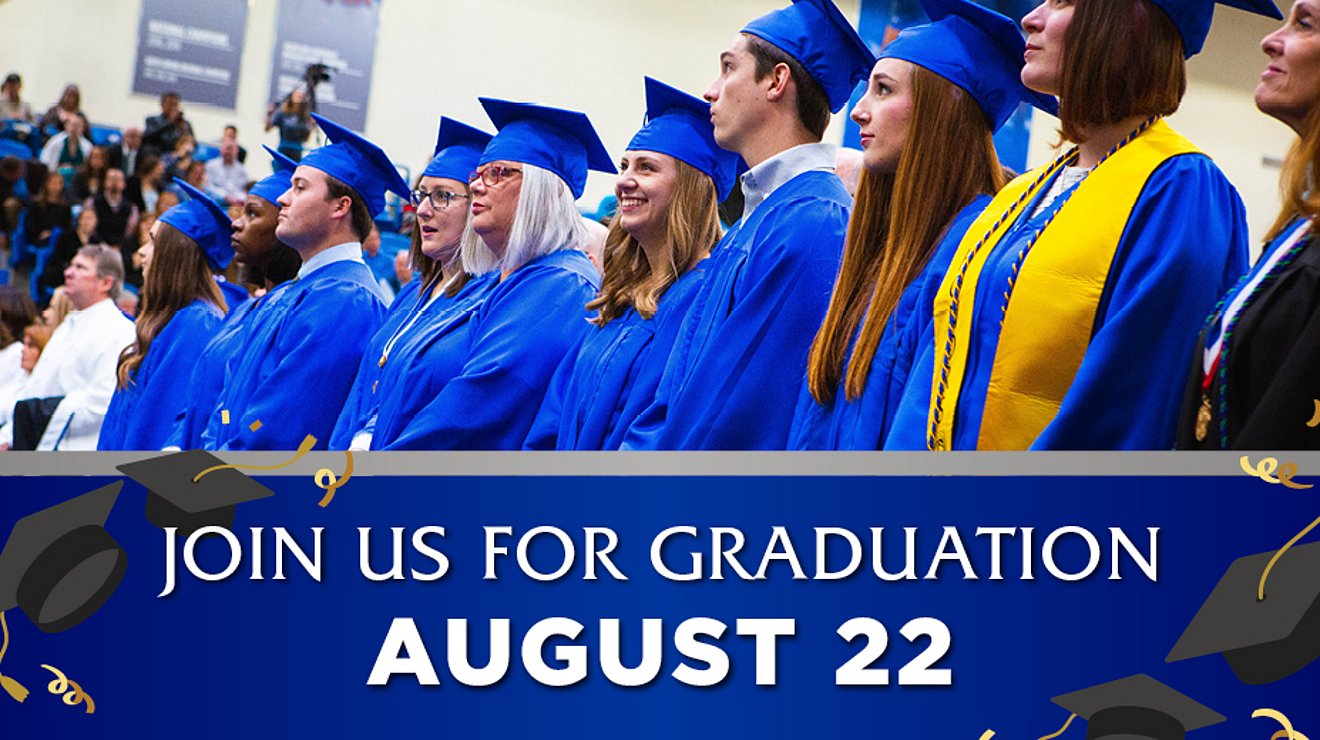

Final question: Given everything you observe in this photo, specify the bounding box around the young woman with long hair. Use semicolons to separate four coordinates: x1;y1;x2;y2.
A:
1177;0;1320;449
790;0;1056;449
369;99;609;449
887;0;1279;450
525;77;736;450
98;180;231;449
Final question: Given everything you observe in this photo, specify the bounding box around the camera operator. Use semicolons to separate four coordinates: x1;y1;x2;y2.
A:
265;65;329;162
142;91;194;157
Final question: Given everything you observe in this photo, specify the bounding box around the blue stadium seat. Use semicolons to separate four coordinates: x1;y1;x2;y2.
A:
194;143;220;162
88;124;122;147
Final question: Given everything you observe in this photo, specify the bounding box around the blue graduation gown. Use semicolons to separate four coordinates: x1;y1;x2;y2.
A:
524;265;705;450
201;260;386;450
329;278;435;449
98;299;224;450
885;155;1249;450
788;196;991;450
376;250;599;450
216;278;250;316
622;170;851;450
167;294;268;449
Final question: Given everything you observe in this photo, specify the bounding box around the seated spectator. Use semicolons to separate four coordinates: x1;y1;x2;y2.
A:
182;160;207;193
0;155;27;242
43;287;72;330
154;189;180;216
1;73;33;123
143;91;193;156
24;172;72;247
0;244;135;450
116;289;138;318
0;286;36;389
162;133;196;181
128;154;166;214
222;124;248;163
107;126;143;177
205;139;248;206
72;145;109;202
39;116;92;181
87;167;138;248
38;84;88;133
0;323;52;438
39;208;104;302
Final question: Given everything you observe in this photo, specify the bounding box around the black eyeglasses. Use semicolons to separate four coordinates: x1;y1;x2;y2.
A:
468;165;523;188
410;187;471;210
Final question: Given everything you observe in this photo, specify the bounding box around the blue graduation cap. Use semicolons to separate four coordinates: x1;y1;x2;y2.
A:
742;0;877;113
248;145;296;206
879;0;1058;131
299;113;411;217
423;117;492;183
1150;0;1281;57
627;77;743;201
160;178;233;271
478;98;615;199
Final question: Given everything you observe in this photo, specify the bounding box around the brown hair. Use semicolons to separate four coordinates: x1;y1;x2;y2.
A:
0;286;36;346
325;175;375;242
1269;101;1320;242
588;160;721;326
117;222;224;388
23;323;52;353
808;66;1006;405
745;33;832;140
1057;0;1186;143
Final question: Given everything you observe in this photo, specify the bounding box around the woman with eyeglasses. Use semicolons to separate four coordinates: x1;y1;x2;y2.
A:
369;99;609;450
885;0;1277;451
523;78;735;450
330;118;496;450
790;0;1056;450
1176;1;1320;449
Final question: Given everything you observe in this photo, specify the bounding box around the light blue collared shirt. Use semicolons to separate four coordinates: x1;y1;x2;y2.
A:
739;142;837;222
297;241;365;280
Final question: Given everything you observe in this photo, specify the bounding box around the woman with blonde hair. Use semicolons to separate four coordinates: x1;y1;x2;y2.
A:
791;0;1056;449
526;77;737;449
98;180;230;450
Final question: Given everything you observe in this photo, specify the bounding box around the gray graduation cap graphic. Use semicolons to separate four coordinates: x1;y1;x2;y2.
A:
1166;539;1320;685
118;450;274;537
1052;674;1225;740
0;483;126;633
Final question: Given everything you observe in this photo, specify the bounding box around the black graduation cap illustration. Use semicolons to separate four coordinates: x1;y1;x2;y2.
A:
0;483;126;634
118;450;273;537
1166;540;1320;685
1052;674;1225;739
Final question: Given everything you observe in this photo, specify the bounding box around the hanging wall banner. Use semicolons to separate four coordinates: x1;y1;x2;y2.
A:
131;0;248;109
268;0;382;132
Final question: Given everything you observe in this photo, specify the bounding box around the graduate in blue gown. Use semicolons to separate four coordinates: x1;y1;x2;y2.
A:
524;77;739;450
98;179;230;450
371;99;610;449
621;0;874;449
329;117;493;449
886;0;1276;451
167;147;302;449
201;114;405;450
788;0;1058;450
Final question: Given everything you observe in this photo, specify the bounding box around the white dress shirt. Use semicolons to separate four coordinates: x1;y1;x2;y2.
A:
738;142;837;222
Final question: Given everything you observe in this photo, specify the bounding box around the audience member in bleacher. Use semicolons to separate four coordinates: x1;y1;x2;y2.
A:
222;124;248;163
205;139;249;206
0;244;135;450
265;88;315;161
183;160;208;195
107;126;142;177
39;116;92;176
88;167;138;248
142;91;193;156
1;73;33;123
0;287;36;390
39;207;104;304
0;156;26;242
162;133;196;181
24;172;72;247
38;84;89;133
0;323;51;436
71;145;109;202
128;154;165;214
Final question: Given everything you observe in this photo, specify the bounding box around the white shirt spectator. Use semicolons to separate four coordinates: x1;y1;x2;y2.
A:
39;130;93;172
0;297;134;449
205;156;249;205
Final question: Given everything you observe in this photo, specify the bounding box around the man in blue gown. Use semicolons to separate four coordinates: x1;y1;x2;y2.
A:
622;0;875;449
201;115;405;450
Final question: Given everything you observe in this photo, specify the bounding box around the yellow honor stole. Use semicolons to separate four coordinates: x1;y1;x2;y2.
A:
927;120;1201;450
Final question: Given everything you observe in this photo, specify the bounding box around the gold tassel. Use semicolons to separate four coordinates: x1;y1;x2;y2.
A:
0;612;30;703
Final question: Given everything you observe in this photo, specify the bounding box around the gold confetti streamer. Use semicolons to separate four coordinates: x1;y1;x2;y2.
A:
249;420;263;432
979;713;1076;740
192;434;318;483
0;612;30;703
1255;708;1310;740
1308;400;1320;428
1240;456;1313;490
39;664;94;714
1259;513;1320;602
221;410;230;425
314;451;354;508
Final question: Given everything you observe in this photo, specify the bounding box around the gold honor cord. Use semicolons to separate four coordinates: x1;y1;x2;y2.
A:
1258;513;1320;602
192;434;319;483
0;612;31;703
1255;708;1310;740
314;450;354;508
40;664;94;714
979;713;1077;740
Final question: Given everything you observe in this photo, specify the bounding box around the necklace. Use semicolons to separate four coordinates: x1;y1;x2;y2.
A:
927;116;1160;451
377;272;456;370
